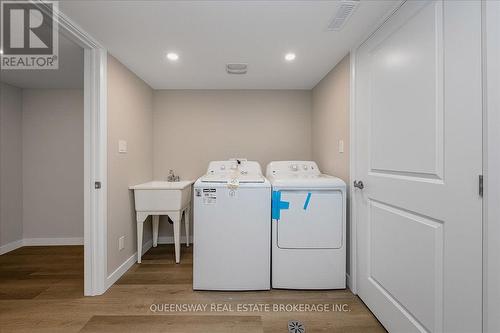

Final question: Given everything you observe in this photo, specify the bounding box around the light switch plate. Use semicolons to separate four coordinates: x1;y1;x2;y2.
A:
118;140;127;153
338;139;344;153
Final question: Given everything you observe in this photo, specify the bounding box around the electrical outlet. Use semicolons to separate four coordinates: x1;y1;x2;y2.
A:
118;236;125;251
338;139;344;153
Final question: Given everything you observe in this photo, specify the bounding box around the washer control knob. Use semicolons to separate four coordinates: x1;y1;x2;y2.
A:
220;165;226;170
303;165;308;170
291;164;298;171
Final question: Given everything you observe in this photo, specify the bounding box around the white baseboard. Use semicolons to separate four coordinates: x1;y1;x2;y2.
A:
0;239;23;255
0;237;84;255
158;235;190;244
106;253;136;289
23;237;84;246
346;273;353;292
105;239;153;289
142;239;153;256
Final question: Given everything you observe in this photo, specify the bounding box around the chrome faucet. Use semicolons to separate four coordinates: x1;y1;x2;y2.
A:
167;169;180;182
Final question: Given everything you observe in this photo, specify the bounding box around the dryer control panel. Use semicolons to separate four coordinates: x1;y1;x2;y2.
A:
266;161;321;177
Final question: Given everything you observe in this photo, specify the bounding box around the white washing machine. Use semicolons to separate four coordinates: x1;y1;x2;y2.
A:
266;161;346;289
193;159;271;290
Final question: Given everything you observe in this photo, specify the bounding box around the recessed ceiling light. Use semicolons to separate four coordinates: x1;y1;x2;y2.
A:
285;53;296;62
166;52;179;61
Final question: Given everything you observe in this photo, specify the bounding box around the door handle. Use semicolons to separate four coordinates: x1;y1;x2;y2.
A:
353;180;364;190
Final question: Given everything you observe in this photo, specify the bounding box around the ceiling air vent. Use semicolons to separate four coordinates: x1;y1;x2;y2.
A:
327;0;359;31
226;63;248;75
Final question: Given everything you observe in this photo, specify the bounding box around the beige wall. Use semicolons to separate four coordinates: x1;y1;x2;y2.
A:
0;83;23;247
311;55;350;183
22;89;84;240
311;54;350;273
153;90;312;180
107;55;154;275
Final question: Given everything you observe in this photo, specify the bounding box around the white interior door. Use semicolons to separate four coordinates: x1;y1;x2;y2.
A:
354;1;483;332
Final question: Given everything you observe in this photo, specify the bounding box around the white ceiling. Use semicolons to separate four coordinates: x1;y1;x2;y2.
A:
59;0;399;90
0;32;84;89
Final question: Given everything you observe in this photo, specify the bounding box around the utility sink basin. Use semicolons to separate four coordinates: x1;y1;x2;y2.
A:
130;180;194;264
129;181;193;212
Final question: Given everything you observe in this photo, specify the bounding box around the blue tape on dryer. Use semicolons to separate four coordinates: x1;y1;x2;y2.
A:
303;192;312;210
272;191;289;220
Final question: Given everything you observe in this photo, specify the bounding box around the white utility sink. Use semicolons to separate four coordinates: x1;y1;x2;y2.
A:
129;180;194;264
129;180;193;211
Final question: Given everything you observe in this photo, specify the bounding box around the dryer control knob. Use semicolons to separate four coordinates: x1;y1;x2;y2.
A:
291;164;298;171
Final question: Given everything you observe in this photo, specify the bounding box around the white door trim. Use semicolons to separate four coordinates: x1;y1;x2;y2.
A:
348;47;357;293
83;47;107;296
36;1;108;296
483;1;500;331
348;0;405;295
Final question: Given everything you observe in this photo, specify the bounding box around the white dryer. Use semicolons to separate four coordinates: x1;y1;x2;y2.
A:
266;161;346;289
193;159;271;290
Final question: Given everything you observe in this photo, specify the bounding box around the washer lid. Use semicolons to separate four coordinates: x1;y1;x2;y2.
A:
269;174;346;189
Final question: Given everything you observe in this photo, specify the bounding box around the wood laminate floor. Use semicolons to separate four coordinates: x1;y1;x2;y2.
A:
0;245;385;332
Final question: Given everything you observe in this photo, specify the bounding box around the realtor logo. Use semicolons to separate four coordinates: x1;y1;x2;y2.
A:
1;1;58;69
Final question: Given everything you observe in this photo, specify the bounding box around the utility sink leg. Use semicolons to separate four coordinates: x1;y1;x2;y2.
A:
172;214;181;264
152;215;159;247
185;207;190;247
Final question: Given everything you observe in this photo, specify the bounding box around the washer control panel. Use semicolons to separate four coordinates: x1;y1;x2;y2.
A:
207;160;263;176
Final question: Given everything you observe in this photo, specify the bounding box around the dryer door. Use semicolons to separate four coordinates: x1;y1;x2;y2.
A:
276;190;343;249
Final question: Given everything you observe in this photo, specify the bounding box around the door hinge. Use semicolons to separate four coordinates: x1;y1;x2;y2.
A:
94;181;102;189
479;175;483;197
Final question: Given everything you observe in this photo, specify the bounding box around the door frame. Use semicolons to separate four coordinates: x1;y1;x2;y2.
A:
482;1;500;331
36;1;108;296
